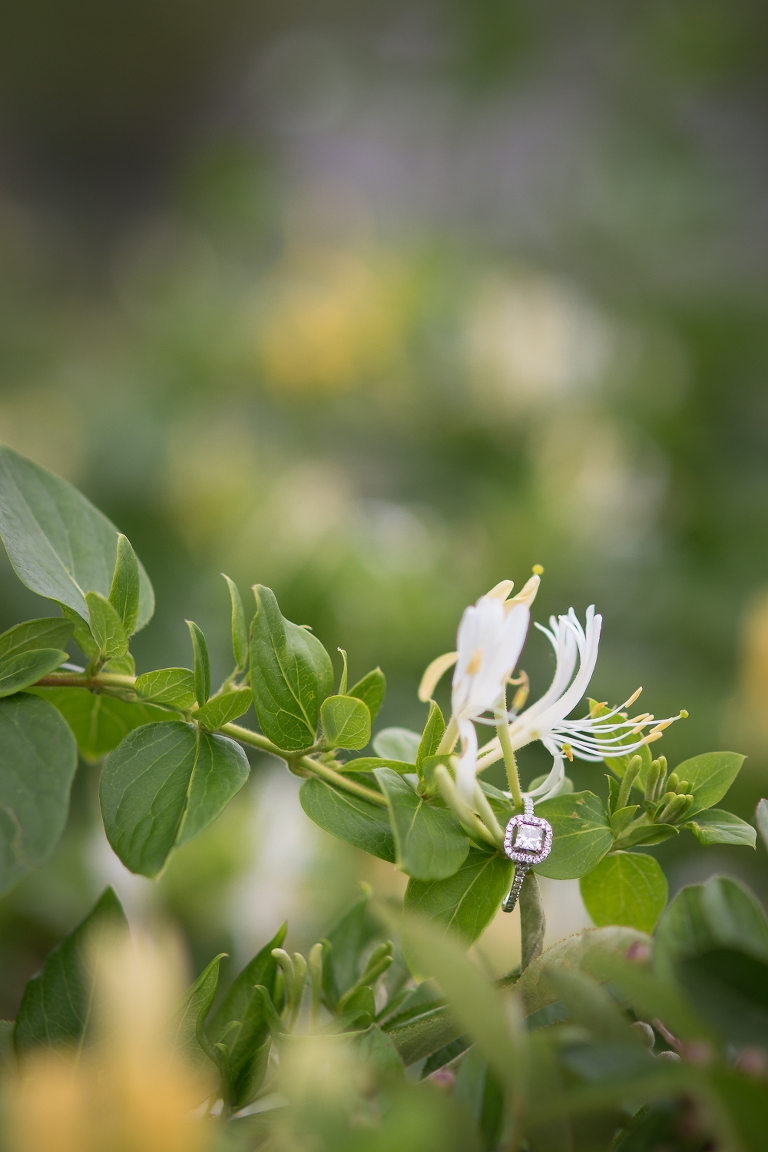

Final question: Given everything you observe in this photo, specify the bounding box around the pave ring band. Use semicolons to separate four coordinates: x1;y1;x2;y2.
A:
501;796;553;914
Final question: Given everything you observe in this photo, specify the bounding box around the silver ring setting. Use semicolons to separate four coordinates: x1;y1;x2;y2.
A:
501;797;553;913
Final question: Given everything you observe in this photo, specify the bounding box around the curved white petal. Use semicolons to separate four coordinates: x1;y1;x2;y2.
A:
455;718;479;808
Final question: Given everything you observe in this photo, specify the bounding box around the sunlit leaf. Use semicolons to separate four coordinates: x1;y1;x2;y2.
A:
250;585;333;750
0;445;154;628
580;852;668;934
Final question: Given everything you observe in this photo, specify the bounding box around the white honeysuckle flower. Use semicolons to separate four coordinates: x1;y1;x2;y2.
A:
474;605;686;802
448;576;540;806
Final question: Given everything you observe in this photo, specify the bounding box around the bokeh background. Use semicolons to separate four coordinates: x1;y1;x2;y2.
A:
1;0;768;1015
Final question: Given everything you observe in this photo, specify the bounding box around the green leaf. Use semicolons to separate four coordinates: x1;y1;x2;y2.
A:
757;798;768;853
0;445;154;628
417;700;445;770
196;688;252;730
355;1023;404;1080
684;808;756;847
100;722;250;877
250;585;333;751
135;668;196;708
654;875;768;984
543;967;639;1044
373;767;469;881
672;751;745;817
372;727;420;764
0;648;68;697
395;909;517;1087
299;777;395;861
677;948;768;1048
109;534;140;636
403;848;512;949
32;687;168;761
207;924;287;1043
517;926;653;1016
86;591;128;659
0;693;78;896
186;620;210;707
386;1007;461;1066
207;925;286;1106
320;694;371;751
616;822;679;849
60;605;99;659
321;891;379;1007
171;953;226;1064
580;852;668;934
222;574;248;673
339;756;414;773
14;888;127;1052
105;652;135;675
348;668;386;720
533;792;613;879
0;617;73;662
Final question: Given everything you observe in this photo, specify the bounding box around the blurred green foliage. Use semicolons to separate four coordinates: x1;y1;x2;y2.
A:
0;0;767;1016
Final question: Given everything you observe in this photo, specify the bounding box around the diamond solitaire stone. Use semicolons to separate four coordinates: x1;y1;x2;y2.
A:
514;824;544;852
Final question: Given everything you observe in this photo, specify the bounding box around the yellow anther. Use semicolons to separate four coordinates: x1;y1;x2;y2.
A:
642;732;663;745
623;687;643;709
562;743;574;762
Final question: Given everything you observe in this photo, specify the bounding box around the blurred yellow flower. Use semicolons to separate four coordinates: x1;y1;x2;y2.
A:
255;245;408;395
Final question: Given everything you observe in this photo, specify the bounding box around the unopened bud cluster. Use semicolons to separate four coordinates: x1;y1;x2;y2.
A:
643;756;695;824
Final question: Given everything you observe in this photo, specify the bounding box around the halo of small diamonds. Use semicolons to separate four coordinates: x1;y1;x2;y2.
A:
503;813;553;866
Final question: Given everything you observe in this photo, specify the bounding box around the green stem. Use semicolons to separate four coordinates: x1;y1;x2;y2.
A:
496;721;523;809
220;723;388;808
34;673;388;811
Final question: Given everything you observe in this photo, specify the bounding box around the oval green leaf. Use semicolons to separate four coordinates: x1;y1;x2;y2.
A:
0;617;73;662
0;692;78;896
86;591;128;659
109;534;140;636
684;809;756;847
340;756;416;774
33;687;168;761
374;767;469;881
403;848;512;947
187;620;211;707
672;751;745;816
373;727;421;764
0;648;68;697
100;721;250;877
533;791;613;879
321;694;371;750
299;777;395;862
135;668;197;708
196;688;252;730
250;585;333;751
580;852;668;934
654;875;768;984
348;667;386;720
0;445;154;628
